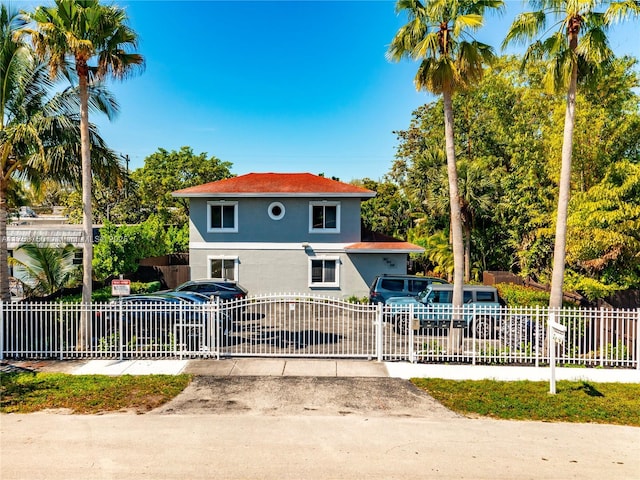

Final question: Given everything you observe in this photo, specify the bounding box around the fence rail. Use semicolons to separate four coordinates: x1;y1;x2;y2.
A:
1;295;638;369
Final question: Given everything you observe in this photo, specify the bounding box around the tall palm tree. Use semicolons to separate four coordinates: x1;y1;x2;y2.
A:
0;5;31;301
21;0;144;314
503;0;640;309
388;0;504;309
0;5;123;302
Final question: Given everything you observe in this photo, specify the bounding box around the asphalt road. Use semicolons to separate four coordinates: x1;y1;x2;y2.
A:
2;376;639;480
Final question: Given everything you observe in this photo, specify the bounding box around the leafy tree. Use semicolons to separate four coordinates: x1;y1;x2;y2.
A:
0;5;122;301
392;55;640;293
503;0;640;308
356;178;412;239
8;243;79;297
388;0;504;312
93;215;188;280
22;0;144;312
564;160;640;299
132;146;234;224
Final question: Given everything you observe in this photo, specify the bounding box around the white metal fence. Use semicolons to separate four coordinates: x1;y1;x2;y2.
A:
1;294;638;369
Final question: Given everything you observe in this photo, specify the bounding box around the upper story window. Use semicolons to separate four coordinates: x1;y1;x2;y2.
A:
309;201;340;233
208;201;238;233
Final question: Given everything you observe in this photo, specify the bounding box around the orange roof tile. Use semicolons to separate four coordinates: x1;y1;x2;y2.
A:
345;241;424;253
173;172;375;197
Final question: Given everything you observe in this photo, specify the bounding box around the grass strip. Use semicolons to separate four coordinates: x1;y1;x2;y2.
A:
411;378;640;426
0;372;191;414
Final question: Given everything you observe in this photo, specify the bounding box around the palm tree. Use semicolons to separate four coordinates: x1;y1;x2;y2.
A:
9;243;79;297
388;0;504;309
503;0;640;309
21;0;144;313
0;5;124;302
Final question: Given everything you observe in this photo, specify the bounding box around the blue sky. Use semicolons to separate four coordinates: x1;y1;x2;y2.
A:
18;0;640;182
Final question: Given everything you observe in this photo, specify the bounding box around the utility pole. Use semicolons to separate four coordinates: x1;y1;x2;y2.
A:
122;154;130;198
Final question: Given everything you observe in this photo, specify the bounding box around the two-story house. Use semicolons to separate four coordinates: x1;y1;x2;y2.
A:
172;172;423;298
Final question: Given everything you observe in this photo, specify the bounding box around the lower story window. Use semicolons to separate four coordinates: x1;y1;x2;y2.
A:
209;257;237;280
309;257;339;287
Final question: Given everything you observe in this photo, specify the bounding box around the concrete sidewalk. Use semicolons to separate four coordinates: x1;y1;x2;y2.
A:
4;358;639;382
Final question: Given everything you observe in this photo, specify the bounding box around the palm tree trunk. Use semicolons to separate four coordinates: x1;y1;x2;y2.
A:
78;71;93;349
0;176;10;301
464;223;471;282
443;90;465;352
443;91;465;303
549;42;579;310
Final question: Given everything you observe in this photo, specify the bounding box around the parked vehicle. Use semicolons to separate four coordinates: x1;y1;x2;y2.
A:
174;279;249;301
369;274;448;304
386;284;503;337
101;292;230;352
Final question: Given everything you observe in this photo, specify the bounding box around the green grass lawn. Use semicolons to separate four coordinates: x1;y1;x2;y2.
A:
0;372;191;414
411;378;640;426
2;371;639;425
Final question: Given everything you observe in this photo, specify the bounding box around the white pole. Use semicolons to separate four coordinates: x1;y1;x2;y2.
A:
549;311;556;395
376;302;383;362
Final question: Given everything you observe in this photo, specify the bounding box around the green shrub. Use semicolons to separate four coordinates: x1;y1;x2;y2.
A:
131;281;161;294
495;283;550;307
58;281;162;303
346;295;369;304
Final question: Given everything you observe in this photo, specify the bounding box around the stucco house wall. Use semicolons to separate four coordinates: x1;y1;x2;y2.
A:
174;173;423;298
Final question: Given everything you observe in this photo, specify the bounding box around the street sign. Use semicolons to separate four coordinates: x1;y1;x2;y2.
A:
111;279;131;297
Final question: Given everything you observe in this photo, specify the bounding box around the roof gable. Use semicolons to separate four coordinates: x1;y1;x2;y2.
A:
172;172;375;198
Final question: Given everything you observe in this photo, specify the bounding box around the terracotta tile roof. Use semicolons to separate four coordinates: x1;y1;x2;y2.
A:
345;241;424;253
346;227;424;253
173;172;375;198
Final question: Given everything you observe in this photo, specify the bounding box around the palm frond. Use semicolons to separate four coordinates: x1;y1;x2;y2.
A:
503;11;547;49
604;0;640;24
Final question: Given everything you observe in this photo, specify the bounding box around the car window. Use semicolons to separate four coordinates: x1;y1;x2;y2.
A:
178;284;197;292
430;290;452;304
409;279;431;293
380;279;404;291
476;291;497;302
463;291;473;303
195;284;220;293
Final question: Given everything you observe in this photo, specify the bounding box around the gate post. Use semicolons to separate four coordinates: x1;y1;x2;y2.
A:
636;308;639;370
376;302;383;362
0;301;4;361
214;295;221;361
409;304;415;363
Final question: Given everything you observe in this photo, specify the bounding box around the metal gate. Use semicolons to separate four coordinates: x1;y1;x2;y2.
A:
207;294;382;359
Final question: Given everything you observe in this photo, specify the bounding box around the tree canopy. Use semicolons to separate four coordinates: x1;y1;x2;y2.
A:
363;54;640;298
131;146;234;224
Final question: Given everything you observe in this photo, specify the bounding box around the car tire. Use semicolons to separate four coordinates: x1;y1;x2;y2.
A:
394;315;408;335
475;316;493;339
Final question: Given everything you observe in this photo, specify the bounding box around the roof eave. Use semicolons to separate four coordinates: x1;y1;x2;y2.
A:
172;192;376;199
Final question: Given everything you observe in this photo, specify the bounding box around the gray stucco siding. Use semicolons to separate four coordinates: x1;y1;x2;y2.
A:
188;197;362;244
188;247;406;298
347;253;408;295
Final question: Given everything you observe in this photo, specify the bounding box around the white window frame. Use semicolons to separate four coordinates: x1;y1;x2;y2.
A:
207;256;239;281
268;201;286;221
207;201;238;233
308;256;340;287
309;201;340;233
